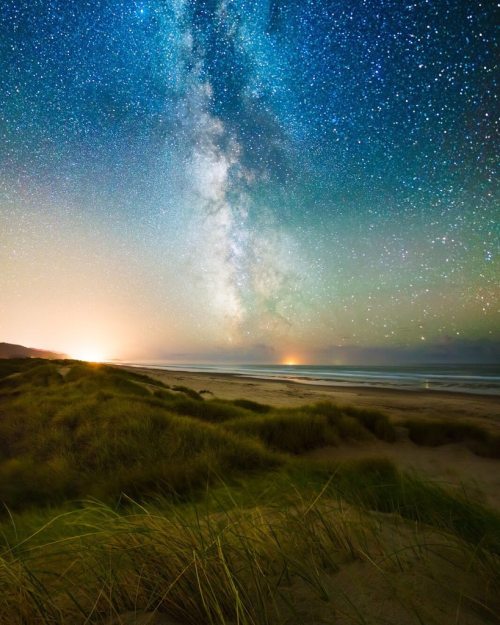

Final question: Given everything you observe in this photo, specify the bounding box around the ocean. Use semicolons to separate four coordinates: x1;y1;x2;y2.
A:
121;363;500;396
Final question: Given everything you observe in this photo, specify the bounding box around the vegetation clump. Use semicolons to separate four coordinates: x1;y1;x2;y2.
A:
0;361;278;508
231;398;272;413
171;384;204;400
405;418;500;458
224;401;396;453
0;463;499;625
0;359;499;624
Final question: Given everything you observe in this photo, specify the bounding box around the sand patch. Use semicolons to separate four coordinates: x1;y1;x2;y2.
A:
307;439;500;510
58;366;71;378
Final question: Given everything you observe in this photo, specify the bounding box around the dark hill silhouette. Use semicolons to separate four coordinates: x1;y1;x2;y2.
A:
0;342;66;359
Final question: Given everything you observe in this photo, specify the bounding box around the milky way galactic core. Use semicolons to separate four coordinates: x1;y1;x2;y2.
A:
0;1;497;363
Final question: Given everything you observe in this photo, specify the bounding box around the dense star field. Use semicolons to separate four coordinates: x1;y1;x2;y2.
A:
0;0;497;363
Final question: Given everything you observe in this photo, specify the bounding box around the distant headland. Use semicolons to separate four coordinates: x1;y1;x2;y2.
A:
0;342;66;359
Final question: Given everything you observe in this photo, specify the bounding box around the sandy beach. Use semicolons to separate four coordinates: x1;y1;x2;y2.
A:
121;365;500;508
123;365;500;428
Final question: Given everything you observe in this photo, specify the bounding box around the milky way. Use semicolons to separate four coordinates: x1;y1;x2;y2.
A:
0;1;498;363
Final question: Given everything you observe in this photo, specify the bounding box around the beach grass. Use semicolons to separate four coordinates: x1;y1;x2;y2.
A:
1;465;499;625
0;359;499;624
404;418;500;458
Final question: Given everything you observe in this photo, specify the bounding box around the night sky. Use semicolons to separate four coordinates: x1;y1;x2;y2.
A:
1;1;498;364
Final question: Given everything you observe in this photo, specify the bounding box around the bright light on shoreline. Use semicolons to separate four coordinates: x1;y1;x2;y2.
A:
70;348;107;363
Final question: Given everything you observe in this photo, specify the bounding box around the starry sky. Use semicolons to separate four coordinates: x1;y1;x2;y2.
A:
0;0;498;364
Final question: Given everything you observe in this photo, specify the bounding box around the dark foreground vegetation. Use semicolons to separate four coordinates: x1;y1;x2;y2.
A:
0;359;499;624
405;417;500;458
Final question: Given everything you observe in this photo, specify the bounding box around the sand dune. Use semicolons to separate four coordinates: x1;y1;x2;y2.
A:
122;365;500;509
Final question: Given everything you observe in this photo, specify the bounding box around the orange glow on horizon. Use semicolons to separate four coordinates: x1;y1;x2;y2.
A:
283;356;300;366
69;347;108;363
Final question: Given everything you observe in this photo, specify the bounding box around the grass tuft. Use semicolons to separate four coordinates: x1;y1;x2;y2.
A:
231;398;272;413
0;361;279;508
1;359;499;625
405;419;500;458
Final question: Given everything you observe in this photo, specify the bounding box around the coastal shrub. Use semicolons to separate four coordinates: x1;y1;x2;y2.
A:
0;363;280;509
342;406;397;442
405;419;500;458
16;363;63;388
172;384;203;400
232;398;272;413
305;401;344;420
335;414;372;440
87;416;278;500
64;365;167;397
0;456;75;507
0;358;46;381
153;388;177;400
297;402;396;442
64;363;96;382
225;411;339;453
168;397;250;422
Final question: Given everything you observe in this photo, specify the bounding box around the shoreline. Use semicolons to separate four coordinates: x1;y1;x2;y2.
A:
118;363;500;396
117;364;500;428
118;363;500;509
